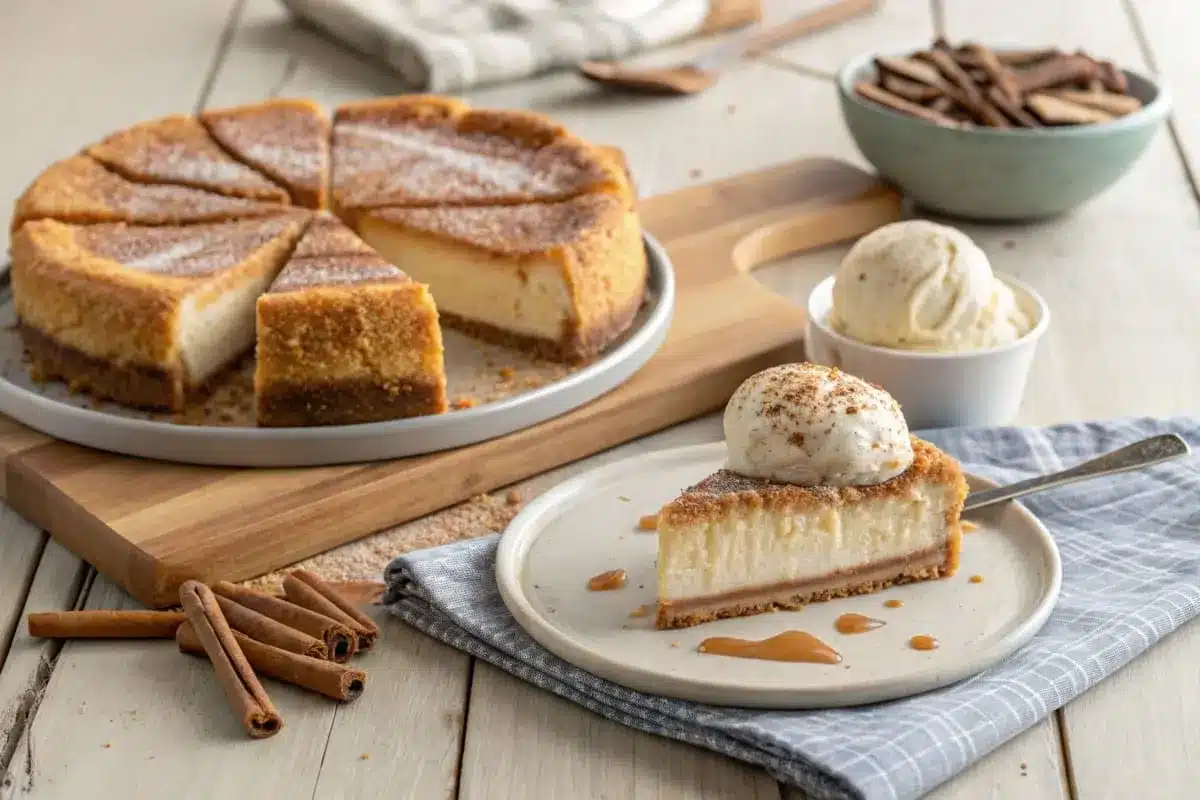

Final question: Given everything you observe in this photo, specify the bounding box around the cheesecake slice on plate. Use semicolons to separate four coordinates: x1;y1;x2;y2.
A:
202;99;331;209
255;214;447;427
11;212;309;410
655;364;968;630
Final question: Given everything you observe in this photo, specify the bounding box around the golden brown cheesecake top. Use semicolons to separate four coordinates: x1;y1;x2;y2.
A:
268;214;411;293
331;95;624;210
16;212;310;284
365;193;627;259
661;438;968;525
85;115;289;202
12;155;287;232
202;99;331;209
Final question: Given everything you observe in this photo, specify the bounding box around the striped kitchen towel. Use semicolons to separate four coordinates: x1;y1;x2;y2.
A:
384;416;1200;799
278;0;759;92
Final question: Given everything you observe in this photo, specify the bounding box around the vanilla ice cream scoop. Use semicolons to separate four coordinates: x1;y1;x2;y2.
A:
723;363;913;487
831;220;1031;351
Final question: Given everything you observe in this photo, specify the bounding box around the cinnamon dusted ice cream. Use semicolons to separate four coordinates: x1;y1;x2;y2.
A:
830;220;1031;352
723;363;913;487
655;362;967;629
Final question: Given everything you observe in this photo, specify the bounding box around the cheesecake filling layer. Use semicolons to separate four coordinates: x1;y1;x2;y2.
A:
357;219;573;341
658;484;953;603
177;272;275;386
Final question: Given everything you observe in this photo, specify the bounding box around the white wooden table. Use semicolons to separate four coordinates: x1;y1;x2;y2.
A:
2;1;1198;797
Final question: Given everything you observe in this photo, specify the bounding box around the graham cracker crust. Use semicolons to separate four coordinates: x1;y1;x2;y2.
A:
20;322;184;410
256;375;448;427
439;287;645;364
656;544;955;630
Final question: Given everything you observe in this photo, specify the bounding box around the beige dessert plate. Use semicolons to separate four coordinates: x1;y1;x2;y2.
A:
495;441;1062;709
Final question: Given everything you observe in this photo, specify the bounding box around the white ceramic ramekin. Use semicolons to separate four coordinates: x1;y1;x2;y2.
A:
805;274;1049;430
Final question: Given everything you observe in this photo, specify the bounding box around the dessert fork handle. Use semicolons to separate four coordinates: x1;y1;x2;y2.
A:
963;433;1191;512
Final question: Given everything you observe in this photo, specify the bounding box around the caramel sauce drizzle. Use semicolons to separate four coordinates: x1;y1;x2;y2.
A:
586;569;627;591
909;635;939;651
835;613;886;634
697;630;841;664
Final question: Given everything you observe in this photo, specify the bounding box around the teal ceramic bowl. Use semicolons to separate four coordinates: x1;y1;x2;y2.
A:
837;49;1172;220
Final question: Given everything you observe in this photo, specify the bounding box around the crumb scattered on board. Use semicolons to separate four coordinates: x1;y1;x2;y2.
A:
240;490;526;594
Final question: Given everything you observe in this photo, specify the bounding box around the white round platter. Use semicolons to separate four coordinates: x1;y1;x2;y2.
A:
0;233;674;468
495;441;1062;709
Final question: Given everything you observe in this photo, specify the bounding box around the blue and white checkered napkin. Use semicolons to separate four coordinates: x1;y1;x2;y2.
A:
279;0;734;92
384;417;1200;800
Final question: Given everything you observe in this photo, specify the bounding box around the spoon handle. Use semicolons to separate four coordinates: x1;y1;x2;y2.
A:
694;0;879;70
963;433;1190;512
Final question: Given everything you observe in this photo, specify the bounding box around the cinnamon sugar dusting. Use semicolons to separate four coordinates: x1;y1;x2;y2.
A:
268;215;409;292
77;213;306;277
240;490;526;593
368;193;621;257
85;115;287;201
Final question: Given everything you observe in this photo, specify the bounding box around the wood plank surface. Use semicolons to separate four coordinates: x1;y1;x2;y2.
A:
461;662;782;800
766;0;934;78
0;509;44;674
0;542;86;787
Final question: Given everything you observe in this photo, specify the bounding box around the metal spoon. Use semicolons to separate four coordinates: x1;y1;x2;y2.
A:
577;0;879;96
963;433;1191;512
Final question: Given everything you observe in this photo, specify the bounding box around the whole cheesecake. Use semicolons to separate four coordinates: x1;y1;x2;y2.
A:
8;95;647;423
655;364;968;630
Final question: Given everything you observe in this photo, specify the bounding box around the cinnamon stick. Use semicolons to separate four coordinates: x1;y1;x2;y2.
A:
965;43;1021;104
179;581;281;739
216;595;328;660
1014;54;1100;94
283;571;380;652
881;74;942;103
213;582;357;663
28;610;185;639
177;622;366;702
927;49;1010;127
855;82;961;127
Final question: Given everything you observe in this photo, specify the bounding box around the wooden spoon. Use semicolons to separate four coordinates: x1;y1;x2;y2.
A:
578;0;879;95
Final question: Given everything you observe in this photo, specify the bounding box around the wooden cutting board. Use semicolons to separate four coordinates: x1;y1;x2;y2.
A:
0;158;900;607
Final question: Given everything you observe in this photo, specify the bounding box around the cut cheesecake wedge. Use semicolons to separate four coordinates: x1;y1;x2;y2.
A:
12;155;287;233
11;212;310;410
85;115;290;202
255;214;447;427
655;438;968;630
202;99;331;209
331;95;629;215
356;194;647;362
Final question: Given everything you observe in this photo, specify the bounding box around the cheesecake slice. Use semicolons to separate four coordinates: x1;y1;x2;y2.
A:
656;438;967;629
11;212;309;410
356;193;647;362
85;115;290;202
655;363;969;630
255;214;447;427
12;155;287;233
202;99;331;209
331;95;627;215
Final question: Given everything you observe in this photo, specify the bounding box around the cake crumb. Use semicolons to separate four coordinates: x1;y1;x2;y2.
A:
497;366;515;380
239;490;526;593
451;395;478;410
523;375;545;389
689;167;703;179
103;743;111;749
727;104;737;114
637;514;658;531
618;496;631;503
359;753;370;760
962;520;979;532
505;489;522;505
670;641;680;648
